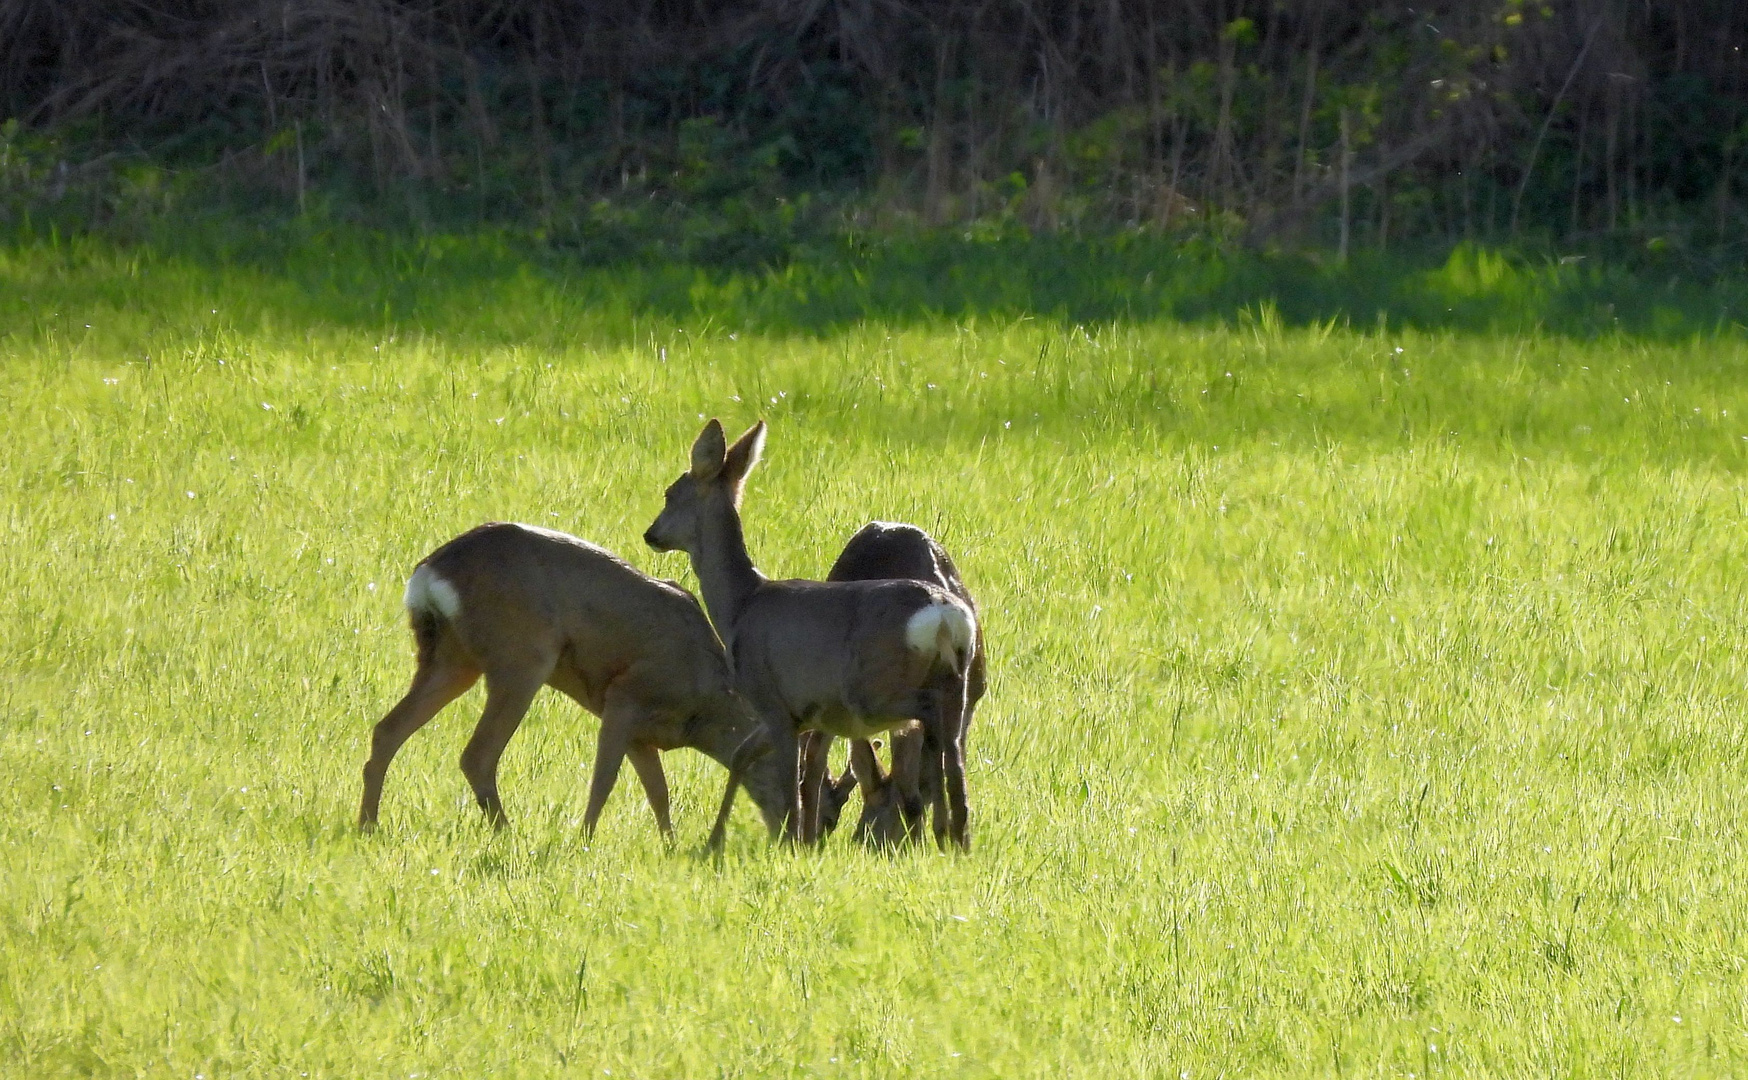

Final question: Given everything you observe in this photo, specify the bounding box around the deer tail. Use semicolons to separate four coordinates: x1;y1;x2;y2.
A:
403;564;462;665
904;600;976;676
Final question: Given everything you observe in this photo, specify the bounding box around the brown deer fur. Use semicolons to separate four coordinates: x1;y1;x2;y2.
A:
644;420;978;849
809;521;987;847
357;522;790;836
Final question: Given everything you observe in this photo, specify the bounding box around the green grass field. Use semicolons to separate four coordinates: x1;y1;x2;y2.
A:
3;232;1747;1077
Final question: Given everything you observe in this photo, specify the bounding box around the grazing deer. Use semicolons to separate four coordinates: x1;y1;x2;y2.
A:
808;522;988;847
357;522;790;837
805;734;909;846
644;419;978;849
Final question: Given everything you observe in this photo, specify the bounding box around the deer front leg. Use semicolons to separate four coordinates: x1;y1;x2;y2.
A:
798;730;833;845
764;720;803;844
708;728;772;852
626;744;673;839
886;725;931;846
581;699;643;837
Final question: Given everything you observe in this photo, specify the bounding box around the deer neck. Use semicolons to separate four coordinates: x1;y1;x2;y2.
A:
690;497;765;640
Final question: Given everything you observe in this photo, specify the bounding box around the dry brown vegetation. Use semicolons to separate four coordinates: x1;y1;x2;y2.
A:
3;1;1745;244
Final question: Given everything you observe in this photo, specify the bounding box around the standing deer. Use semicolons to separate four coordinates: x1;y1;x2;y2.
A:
357;522;790;837
807;522;988;847
643;419;978;849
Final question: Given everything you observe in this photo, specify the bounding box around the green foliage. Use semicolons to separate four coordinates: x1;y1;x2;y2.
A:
0;120;60;223
7;1;1747;250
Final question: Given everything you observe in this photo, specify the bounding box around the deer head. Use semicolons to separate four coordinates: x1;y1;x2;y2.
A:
702;689;792;836
845;738;911;847
813;766;858;836
643;419;766;555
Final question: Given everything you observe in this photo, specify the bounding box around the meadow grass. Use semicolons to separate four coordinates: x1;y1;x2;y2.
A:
2;233;1747;1077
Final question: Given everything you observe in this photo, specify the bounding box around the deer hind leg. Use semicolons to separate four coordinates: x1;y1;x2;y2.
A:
918;679;971;852
911;700;952;851
625;744;672;839
459;664;549;829
359;658;479;830
941;673;972;851
925;749;950;851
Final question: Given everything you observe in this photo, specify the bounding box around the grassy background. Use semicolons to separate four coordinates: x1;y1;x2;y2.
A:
3;232;1747;1076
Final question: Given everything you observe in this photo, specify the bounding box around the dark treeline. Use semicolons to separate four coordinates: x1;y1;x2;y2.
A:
2;1;1746;251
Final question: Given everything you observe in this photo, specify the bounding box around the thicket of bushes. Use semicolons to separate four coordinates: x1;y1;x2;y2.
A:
3;1;1745;260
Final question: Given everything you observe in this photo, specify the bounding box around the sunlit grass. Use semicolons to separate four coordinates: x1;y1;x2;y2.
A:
2;236;1747;1076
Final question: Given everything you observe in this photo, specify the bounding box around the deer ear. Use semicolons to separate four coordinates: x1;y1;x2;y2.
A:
831;767;858;800
690;419;727;480
722;420;766;484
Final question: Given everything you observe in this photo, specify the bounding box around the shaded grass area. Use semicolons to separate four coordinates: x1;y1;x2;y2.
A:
2;235;1747;1076
4;219;1746;345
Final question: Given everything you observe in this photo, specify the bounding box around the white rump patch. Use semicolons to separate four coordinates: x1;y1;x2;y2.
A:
404;565;462;620
904;601;975;670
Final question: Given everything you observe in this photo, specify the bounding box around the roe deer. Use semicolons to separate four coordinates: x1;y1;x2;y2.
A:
806;734;909;846
357;522;790;836
643;420;978;849
808;522;988;847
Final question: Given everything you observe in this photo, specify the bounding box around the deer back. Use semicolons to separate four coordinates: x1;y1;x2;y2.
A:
731;577;972;726
419;522;734;711
827;522;986;702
